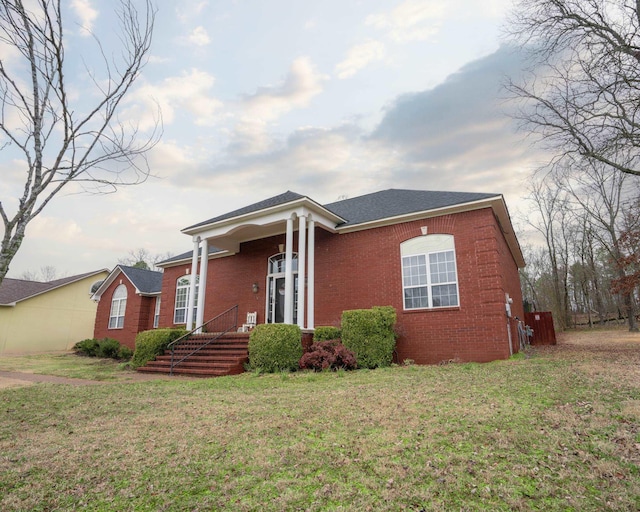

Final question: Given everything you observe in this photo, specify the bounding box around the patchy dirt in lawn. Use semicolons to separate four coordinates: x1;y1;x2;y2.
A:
533;325;640;361
0;362;192;390
0;370;107;389
530;326;640;389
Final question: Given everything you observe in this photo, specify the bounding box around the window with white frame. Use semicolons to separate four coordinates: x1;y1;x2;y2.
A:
174;275;198;324
108;284;127;329
153;297;161;328
401;234;459;310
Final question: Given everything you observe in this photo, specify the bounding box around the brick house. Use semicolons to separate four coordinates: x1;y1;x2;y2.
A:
92;265;163;349
143;189;526;365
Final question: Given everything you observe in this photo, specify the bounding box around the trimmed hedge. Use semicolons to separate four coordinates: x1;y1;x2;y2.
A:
313;326;342;342
341;306;397;369
131;328;187;369
248;324;302;372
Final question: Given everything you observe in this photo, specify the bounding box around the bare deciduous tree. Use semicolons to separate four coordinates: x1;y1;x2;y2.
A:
506;0;640;177
0;0;159;286
526;177;574;329
118;247;171;271
560;161;639;331
19;264;59;282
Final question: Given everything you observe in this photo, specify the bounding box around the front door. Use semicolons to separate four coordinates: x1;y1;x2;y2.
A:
266;253;298;324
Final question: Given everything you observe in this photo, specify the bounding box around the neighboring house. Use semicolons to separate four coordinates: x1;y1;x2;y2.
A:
0;270;109;354
92;265;163;349
148;188;526;365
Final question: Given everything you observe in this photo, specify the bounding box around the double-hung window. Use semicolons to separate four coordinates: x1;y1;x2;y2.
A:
401;234;459;310
108;284;127;328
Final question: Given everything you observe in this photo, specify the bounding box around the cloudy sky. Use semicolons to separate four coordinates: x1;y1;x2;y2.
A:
2;0;544;278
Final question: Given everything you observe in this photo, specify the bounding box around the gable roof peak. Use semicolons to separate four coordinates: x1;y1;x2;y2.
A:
183;190;309;232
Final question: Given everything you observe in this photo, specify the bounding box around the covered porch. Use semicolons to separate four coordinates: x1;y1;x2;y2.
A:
180;192;344;332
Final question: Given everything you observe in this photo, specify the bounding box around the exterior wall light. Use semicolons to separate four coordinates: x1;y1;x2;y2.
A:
252;282;259;294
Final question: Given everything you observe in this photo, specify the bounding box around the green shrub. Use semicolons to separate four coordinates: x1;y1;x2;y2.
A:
96;338;121;359
73;337;132;360
248;324;302;373
118;345;134;361
313;326;342;342
341;306;397;369
73;338;100;357
131;328;187;369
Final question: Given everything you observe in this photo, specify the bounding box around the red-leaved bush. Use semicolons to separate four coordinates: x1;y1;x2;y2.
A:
299;340;357;371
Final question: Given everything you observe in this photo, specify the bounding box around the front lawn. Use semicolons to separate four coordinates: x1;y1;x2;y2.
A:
0;329;639;511
0;352;133;381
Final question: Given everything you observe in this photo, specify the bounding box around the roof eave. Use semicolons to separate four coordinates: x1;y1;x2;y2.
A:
155;249;233;269
13;269;110;305
91;267;124;301
335;196;502;232
335;195;525;268
181;197;345;237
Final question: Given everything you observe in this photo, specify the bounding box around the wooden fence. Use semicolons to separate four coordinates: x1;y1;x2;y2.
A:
524;312;557;345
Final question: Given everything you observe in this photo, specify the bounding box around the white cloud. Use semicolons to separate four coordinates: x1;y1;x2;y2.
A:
124;68;222;130
28;215;82;240
147;140;203;179
186;26;211;47
175;1;209;24
71;0;99;36
335;40;386;79
241;57;327;121
211;57;328;157
366;0;445;43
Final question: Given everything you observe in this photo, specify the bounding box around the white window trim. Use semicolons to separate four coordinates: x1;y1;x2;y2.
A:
401;235;460;311
108;284;127;329
153;296;161;328
174;275;198;325
265;253;298;324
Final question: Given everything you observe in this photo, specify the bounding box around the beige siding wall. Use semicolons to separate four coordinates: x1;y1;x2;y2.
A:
0;272;108;354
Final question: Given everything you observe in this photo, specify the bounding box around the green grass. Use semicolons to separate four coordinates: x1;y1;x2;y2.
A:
1;335;639;511
0;353;134;381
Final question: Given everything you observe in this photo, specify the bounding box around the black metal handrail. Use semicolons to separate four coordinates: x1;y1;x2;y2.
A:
169;305;239;375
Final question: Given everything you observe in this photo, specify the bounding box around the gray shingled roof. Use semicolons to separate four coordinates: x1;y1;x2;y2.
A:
119;265;163;294
162;188;504;267
0;270;107;306
158;244;224;266
324;189;499;227
185;190;306;231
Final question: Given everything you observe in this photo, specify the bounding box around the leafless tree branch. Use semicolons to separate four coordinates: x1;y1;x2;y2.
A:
0;0;159;285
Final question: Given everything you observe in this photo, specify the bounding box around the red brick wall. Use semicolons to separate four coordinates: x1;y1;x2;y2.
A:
158;207;524;365
93;273;156;349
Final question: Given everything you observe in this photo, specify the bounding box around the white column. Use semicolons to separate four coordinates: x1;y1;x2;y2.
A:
297;215;306;329
186;237;200;331
307;216;315;330
284;215;294;324
195;238;209;332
